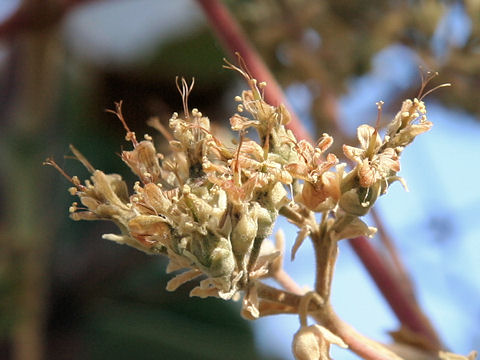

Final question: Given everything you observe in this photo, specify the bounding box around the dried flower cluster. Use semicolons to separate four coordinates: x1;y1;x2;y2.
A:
46;63;458;360
46;62;433;301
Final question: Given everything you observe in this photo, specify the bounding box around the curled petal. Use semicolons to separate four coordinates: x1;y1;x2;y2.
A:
122;140;161;183
321;171;341;202
342;145;364;162
378;150;400;173
314;153;338;176
128;215;172;248
297;140;315;162
316;134;334;152
240;139;264;161
358;160;377;188
285;163;311;180
230;114;258;131
92;171;129;209
357;125;380;151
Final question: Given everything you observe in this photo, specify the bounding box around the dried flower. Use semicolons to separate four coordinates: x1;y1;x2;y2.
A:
46;65;437;336
343;124;400;188
46;74;294;301
285;136;339;211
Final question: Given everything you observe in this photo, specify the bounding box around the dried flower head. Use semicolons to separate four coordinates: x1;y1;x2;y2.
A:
46;62;439;311
46;72;297;300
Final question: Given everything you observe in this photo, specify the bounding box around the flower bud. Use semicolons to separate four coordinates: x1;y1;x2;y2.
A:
292;326;323;360
292;325;347;360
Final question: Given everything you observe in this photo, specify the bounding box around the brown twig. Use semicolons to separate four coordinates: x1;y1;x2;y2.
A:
0;0;99;39
314;304;405;360
256;282;406;360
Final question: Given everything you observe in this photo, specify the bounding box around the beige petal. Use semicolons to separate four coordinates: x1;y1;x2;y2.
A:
357;125;376;150
166;269;203;291
342;145;364;162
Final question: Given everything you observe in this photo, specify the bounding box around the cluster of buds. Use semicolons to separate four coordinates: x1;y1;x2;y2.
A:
46;63;438;310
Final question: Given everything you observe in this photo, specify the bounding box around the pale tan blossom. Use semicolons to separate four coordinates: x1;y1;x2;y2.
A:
343;124;400;188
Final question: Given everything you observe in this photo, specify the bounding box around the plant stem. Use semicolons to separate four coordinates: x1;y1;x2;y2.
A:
311;228;338;300
273;268;304;295
0;0;97;39
256;282;319;311
257;282;405;360
314;304;405;360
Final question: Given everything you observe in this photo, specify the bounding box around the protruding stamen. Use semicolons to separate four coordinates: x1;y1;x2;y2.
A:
175;76;195;119
147;117;174;142
43;158;86;191
416;67;450;100
375;101;384;130
106;101;139;147
419;83;451;101
69;145;95;173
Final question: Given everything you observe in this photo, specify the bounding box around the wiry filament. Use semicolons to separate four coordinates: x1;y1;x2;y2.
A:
234;131;245;186
106;101;139;147
419;83;451;101
417;68;436;99
43;158;86;191
223;53;262;99
147;117;174;142
223;54;250;82
69;145;96;173
175;76;195;119
417;68;452;101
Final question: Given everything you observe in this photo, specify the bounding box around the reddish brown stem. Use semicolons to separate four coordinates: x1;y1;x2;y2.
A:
371;208;417;301
196;0;311;142
0;0;98;39
349;236;442;350
196;0;442;350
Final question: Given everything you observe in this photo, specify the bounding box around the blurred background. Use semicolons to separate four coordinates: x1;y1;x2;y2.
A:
0;0;479;359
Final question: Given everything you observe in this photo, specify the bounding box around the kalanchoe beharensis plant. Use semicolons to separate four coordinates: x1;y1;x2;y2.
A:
46;63;476;360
